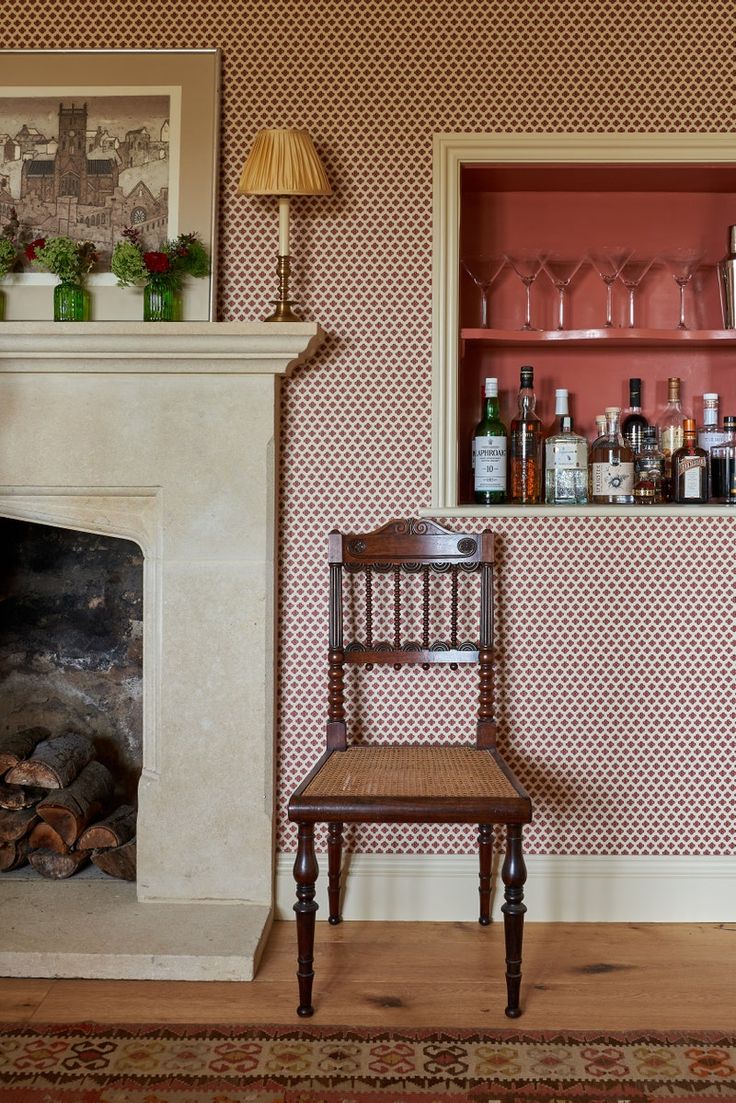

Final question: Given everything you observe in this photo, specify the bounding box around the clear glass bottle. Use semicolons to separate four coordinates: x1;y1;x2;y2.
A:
621;377;648;453
633;426;665;504
544;389;588;504
697;393;724;453
472;377;507;504
509;364;542;504
589;408;635;504
672;417;708;503
657;377;689;500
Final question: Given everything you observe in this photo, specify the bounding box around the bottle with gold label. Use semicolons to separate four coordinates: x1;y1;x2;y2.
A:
672;418;708;503
509;364;542;503
657;377;690;500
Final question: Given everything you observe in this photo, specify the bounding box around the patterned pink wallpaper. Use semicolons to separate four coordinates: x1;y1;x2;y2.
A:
3;0;735;856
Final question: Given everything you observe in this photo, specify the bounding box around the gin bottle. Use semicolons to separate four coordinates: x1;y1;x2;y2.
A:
590;408;635;503
697;393;725;453
472;377;507;504
509;365;542;504
544;389;588;504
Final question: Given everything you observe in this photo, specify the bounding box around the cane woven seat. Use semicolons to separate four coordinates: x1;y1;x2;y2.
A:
286;518;532;1021
303;745;519;801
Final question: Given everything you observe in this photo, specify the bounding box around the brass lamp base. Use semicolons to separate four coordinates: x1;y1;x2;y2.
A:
264;254;303;322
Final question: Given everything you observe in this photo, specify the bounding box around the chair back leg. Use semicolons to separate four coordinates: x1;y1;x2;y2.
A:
501;823;527;1018
327;821;344;924
477;823;493;925
293;822;319;1017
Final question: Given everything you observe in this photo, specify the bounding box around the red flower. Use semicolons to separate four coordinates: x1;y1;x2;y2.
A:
143;251;170;274
25;237;45;261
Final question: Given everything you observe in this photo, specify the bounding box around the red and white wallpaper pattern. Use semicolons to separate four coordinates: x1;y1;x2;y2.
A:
3;0;735;856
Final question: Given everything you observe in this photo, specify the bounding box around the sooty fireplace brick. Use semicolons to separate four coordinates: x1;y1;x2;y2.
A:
0;520;143;802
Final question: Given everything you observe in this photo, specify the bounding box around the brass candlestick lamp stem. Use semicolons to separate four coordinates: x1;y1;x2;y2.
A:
265;254;302;322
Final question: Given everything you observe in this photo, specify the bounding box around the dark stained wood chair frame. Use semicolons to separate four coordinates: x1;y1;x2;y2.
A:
288;517;532;1018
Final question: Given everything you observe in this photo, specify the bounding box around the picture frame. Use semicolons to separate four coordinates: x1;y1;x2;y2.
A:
0;48;220;321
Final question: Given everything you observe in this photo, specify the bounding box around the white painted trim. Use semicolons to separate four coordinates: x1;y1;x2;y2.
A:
276;852;736;922
431;132;736;509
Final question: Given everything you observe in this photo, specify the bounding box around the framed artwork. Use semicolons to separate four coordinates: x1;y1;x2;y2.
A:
0;48;220;320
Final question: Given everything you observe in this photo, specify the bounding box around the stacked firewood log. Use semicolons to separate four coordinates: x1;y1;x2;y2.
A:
0;727;136;881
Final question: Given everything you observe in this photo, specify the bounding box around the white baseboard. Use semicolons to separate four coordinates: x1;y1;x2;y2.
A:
276;852;736;922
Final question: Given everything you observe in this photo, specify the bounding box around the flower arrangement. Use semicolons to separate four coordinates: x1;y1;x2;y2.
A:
26;236;98;284
111;228;210;291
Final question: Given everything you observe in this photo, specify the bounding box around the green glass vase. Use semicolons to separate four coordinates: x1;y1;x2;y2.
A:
0;288;5;321
54;279;87;321
144;277;178;321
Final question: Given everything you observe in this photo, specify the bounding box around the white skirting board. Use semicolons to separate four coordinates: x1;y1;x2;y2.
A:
275;853;736;923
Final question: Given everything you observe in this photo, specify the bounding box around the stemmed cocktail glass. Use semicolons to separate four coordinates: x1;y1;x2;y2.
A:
542;254;585;330
461;255;506;328
589;247;633;327
663;249;703;330
505;251;545;331
618;254;657;328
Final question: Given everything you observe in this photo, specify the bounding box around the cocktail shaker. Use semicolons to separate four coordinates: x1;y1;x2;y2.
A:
718;224;736;328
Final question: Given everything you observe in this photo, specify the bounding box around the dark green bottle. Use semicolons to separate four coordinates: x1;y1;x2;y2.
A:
472;376;507;504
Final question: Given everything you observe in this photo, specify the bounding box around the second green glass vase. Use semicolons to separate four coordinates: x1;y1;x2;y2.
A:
144;277;178;321
54;279;87;321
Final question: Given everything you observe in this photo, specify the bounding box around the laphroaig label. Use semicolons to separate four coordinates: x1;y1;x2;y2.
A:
473;435;507;492
591;461;634;496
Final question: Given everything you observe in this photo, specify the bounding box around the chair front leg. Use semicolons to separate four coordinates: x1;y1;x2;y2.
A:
293;822;319;1017
327;821;343;924
477;823;493;925
501;823;527;1018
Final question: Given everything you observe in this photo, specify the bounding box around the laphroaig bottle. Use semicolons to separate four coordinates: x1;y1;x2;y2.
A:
621;378;648;453
589;408;635;503
658;377;689;500
509;365;542;504
672;418;708;503
544;389;588;504
633;426;665;504
472;377;507;504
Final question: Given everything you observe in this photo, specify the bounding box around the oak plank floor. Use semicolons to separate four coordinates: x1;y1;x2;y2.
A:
0;922;734;1030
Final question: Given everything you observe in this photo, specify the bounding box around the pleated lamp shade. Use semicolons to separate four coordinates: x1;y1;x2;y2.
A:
238;129;331;196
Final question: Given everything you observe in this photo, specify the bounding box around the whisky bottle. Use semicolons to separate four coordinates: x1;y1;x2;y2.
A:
672;418;708;503
509;365;542;504
633;426;665;504
658;377;689;499
589;408;635;503
544;389;588;504
472;377;507;504
621;377;648;453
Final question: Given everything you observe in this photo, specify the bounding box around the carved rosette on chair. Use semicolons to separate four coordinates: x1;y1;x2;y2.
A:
288;517;532;1019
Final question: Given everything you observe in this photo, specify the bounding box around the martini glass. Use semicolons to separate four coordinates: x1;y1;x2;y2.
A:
461;255;506;328
618;254;657;328
542;254;585;329
505;251;545;331
589;247;633;327
663;249;704;329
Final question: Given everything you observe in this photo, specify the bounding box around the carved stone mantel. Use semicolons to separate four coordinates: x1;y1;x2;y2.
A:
0;321;323;981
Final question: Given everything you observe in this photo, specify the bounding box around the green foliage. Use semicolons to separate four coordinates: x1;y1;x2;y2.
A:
31;237;97;283
111;240;148;287
0;237;16;280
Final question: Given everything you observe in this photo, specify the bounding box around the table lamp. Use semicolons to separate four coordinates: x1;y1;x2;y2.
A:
238;128;331;322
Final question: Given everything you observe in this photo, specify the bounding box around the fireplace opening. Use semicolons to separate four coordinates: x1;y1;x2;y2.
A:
0;519;143;880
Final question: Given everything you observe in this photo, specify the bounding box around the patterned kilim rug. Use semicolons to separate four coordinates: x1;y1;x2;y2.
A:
0;1023;735;1103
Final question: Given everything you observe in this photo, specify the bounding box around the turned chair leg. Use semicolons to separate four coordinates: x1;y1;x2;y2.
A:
327;821;343;924
293;822;319;1017
477;823;493;925
501;823;527;1019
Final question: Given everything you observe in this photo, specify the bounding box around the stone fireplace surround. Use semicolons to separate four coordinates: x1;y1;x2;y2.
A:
0;321;322;981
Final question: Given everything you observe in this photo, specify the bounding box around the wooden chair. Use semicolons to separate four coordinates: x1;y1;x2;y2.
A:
288;517;532;1018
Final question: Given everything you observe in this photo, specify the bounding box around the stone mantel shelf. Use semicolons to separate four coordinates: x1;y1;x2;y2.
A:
0;321;324;373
